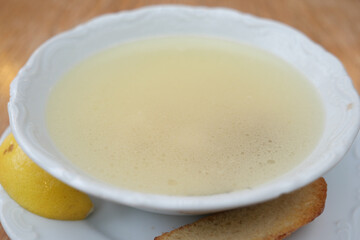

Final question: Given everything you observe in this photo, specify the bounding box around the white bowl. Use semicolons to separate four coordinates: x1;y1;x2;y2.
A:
8;5;360;215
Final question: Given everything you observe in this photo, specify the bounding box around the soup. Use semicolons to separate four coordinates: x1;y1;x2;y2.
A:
46;37;324;196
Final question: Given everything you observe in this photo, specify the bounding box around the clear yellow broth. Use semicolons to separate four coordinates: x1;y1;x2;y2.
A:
46;37;324;196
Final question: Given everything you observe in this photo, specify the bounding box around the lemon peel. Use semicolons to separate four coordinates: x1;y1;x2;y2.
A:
0;133;93;220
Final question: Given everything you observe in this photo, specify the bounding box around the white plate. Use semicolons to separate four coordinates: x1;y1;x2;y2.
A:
0;126;359;240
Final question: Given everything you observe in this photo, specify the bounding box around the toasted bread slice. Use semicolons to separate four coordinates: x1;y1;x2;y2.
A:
155;178;327;240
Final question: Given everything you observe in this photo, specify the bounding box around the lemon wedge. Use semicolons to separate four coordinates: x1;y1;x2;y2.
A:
0;133;93;220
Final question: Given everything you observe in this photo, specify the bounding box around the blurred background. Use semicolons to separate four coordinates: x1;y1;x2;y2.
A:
0;0;359;239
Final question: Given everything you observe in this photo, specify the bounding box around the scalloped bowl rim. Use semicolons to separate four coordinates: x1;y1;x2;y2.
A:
8;5;360;214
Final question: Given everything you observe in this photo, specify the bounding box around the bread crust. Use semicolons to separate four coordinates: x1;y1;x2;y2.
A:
155;178;327;240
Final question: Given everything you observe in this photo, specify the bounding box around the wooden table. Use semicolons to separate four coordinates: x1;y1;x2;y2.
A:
0;0;359;239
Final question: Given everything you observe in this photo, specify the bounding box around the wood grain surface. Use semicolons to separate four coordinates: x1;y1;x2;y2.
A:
0;0;359;239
